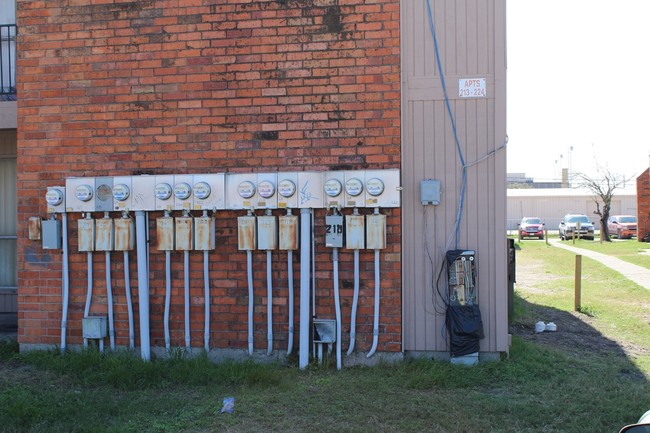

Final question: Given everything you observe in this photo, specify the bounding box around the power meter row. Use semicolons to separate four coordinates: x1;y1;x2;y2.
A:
47;170;401;213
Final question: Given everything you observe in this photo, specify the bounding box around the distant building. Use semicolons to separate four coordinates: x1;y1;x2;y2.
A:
637;168;650;240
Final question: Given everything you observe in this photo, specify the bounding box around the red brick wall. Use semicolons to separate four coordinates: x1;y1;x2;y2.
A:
16;0;401;353
637;169;650;241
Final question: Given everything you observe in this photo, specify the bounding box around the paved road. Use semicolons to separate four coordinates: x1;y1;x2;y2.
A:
549;238;650;290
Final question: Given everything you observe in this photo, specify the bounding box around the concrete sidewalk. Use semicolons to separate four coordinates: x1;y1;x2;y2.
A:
549;239;650;290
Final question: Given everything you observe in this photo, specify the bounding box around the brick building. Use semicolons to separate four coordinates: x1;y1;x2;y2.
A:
637;169;650;240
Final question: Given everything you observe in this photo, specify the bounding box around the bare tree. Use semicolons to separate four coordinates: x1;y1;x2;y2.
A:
573;165;634;242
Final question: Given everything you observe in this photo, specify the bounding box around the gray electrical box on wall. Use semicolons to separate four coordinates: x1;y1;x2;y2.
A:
42;219;62;250
420;179;441;205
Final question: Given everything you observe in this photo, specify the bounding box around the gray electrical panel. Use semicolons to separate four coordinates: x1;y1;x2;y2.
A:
42;219;62;250
325;214;344;248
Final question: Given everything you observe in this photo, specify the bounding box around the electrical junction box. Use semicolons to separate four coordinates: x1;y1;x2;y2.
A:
323;172;345;209
257;214;278;250
82;316;107;339
276;172;298;209
94;177;114;213
175;215;194;251
78;218;95;252
296;171;323;209
255;173;278;209
94;218;114;252
114;217;135;251
45;186;66;214
237;214;257;251
193;173;225;211
364;169;401;208
194;216;215;251
173;175;194;211
278;214;299;250
312;318;337;343
344;171;366;208
154;175;175;212
325;214;344;248
42;219;62;250
66;177;96;213
420;179;441;206
130;175;156;211
446;249;476;306
156;216;175;251
112;176;132;212
226;173;257;210
366;213;386;250
345;213;365;250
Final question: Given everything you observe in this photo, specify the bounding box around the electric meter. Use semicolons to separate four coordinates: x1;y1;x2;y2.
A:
238;180;256;199
344;178;363;197
278;179;296;198
193;181;211;200
257;180;275;199
155;183;173;200
46;189;64;207
112;184;130;202
75;184;93;202
366;178;385;197
324;179;342;197
173;182;192;200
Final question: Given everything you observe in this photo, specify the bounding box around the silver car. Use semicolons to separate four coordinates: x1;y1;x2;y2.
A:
559;214;595;240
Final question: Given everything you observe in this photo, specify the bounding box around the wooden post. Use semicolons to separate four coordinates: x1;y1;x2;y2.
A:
545;228;549;246
574;255;582;311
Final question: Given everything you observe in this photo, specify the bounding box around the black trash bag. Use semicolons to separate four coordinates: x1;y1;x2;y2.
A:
445;304;484;356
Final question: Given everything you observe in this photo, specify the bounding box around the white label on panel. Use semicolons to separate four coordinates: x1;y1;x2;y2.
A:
458;78;486;98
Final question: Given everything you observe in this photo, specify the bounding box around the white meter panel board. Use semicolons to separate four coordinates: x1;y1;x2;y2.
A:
343;171;366;208
364;169;401;208
323;171;345;209
296;172;323;209
112;176;133;212
256;173;278;209
130;175;156;211
276;172;298;209
193;173;225;211
154;175;175;211
65;177;96;213
226;173;257;210
173;174;194;211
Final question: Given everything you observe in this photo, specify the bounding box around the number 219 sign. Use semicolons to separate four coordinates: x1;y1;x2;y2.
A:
458;78;486;98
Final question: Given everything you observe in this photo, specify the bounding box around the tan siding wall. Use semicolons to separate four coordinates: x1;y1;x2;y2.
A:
401;0;508;353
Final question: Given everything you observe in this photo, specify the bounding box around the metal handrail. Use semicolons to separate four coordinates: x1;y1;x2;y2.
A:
0;24;17;98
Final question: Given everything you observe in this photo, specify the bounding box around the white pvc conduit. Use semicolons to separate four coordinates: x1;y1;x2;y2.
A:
266;249;273;355
60;213;69;353
184;249;190;350
123;250;135;350
347;248;360;356
204;249;210;351
135;210;150;361
287;248;294;355
83;249;93;349
299;208;311;369
164;249;171;351
311;209;316;359
367;248;381;358
247;249;254;355
333;247;342;370
105;250;115;350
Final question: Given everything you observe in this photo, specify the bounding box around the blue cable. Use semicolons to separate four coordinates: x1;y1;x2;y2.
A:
425;0;467;250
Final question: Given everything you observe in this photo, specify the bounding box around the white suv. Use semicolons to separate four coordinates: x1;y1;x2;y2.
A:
559;214;595;240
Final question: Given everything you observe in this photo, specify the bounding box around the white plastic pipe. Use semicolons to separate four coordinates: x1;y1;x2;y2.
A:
333;248;342;370
105;251;115;350
204;250;210;351
266;250;273;356
347;248;360;356
164;250;171;351
60;213;69;353
247;250;254;355
135;210;150;361
123;251;134;350
287;249;294;355
367;249;381;358
184;249;190;350
299;208;311;369
83;250;93;349
311;209;316;359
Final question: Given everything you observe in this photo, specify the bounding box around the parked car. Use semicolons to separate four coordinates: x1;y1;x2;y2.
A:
607;215;637;239
559;214;595;240
518;217;545;240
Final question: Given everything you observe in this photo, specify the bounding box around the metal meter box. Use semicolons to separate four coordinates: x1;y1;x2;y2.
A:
226;173;257;210
66;177;96;213
237;214;256;250
114;217;135;251
42;219;62;250
313;318;337;343
78;218;95;252
345;213;365;250
277;172;298;209
257;213;277;250
344;171;366;208
95;218;114;251
175;215;194;251
194;215;215;251
156;216;175;251
323;172;345;209
296;171;323;209
279;214;299;250
94;177;114;213
173;174;194;211
82;316;108;339
366;213;386;250
325;214;344;248
46;186;66;214
364;169;401;208
193;173;225;211
112;176;132;212
130;175;156;211
154;175;175;211
255;173;278;209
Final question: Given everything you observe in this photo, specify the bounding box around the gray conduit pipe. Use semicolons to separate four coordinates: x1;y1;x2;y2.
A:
123;250;135;350
135;210;150;361
60;213;69;353
83;250;93;349
105;250;115;350
333;247;342;370
311;209;316;358
266;250;273;355
347;248;360;355
287;249;294;355
164;249;171;351
367;248;381;358
204;249;210;351
247;249;254;355
299;208;311;369
184;249;190;350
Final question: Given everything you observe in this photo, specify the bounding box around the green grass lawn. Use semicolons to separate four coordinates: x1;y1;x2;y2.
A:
0;242;648;433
